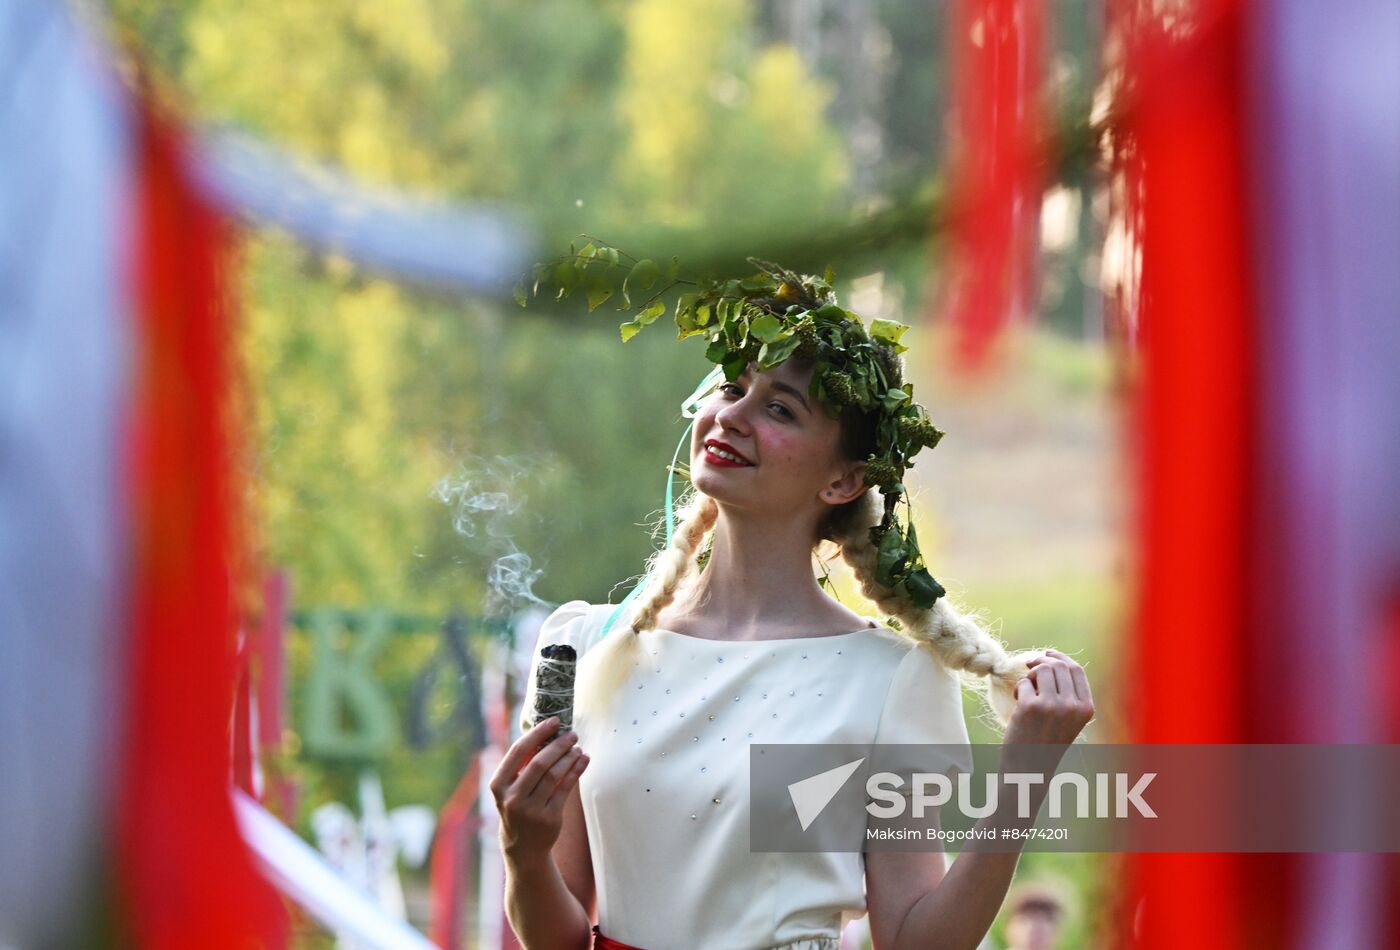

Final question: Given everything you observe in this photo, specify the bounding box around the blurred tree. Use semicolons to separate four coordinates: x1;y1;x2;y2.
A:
107;0;858;614
107;6;1112;938
107;0;854;826
615;0;848;228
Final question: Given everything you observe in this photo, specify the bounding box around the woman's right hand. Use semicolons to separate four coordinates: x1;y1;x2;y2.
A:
490;716;590;865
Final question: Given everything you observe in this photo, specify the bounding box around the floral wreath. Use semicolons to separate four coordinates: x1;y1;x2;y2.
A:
516;240;947;610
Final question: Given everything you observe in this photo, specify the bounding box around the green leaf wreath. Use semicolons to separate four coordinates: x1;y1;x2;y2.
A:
516;238;948;610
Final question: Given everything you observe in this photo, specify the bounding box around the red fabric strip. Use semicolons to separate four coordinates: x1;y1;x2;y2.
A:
1112;1;1253;946
115;100;285;948
942;0;1047;371
429;755;483;950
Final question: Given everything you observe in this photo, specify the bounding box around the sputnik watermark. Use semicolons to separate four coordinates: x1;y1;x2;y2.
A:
787;756;1154;832
865;769;1157;820
752;743;1400;853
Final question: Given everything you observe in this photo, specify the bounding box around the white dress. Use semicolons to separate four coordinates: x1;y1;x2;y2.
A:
518;600;972;950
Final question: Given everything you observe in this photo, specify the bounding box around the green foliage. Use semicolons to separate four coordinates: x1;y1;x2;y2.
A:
614;0;848;227
109;2;1112;934
107;0;857;828
519;240;949;609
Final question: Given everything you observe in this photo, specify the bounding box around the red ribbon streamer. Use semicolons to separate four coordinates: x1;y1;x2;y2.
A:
943;0;1046;371
429;755;483;949
1108;1;1298;946
116;101;286;948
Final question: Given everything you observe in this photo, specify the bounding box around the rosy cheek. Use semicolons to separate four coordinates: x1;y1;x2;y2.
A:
759;428;807;465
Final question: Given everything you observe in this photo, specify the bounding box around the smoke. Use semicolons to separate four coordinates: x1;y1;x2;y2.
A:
485;551;545;613
433;454;528;538
433;454;551;615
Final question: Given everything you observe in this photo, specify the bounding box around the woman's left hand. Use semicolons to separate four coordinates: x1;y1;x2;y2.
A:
1001;648;1095;767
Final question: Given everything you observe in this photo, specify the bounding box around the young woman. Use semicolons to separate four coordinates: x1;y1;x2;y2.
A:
491;289;1095;949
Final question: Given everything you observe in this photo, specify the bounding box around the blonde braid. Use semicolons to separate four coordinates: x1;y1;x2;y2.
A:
627;489;720;632
574;489;719;728
835;491;1037;726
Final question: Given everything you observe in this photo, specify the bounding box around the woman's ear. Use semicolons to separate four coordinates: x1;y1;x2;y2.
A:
820;461;868;506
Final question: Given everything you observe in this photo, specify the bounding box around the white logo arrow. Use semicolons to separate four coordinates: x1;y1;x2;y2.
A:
788;757;866;831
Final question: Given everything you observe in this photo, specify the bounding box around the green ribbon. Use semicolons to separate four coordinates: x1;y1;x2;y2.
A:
599;366;723;637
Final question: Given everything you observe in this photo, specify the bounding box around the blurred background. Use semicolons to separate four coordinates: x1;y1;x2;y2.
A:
6;0;1396;947
106;0;1117;944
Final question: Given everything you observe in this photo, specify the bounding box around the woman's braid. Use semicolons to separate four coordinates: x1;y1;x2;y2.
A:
628;490;720;633
833;491;1034;725
574;489;719;725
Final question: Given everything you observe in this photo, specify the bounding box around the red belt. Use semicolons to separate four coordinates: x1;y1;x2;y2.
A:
591;924;647;950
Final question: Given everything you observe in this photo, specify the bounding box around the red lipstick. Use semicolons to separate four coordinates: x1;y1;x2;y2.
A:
703;439;754;467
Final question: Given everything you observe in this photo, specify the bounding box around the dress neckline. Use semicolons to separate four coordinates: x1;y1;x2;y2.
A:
643;621;880;644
